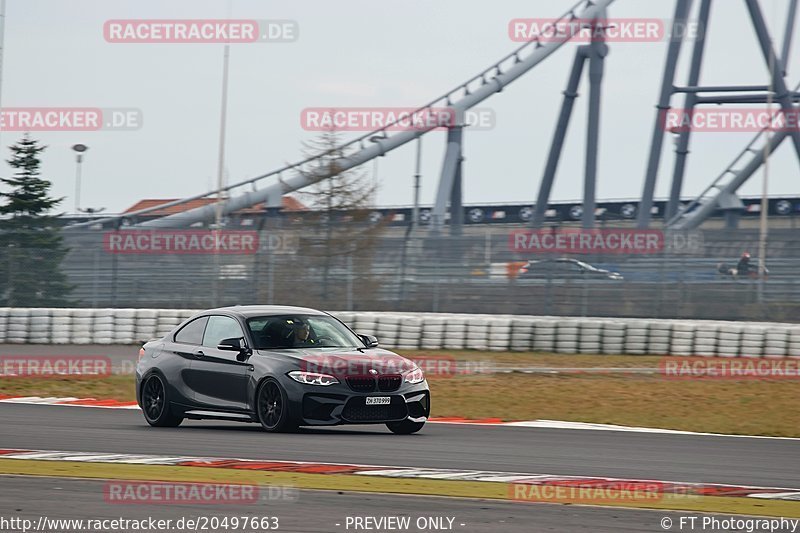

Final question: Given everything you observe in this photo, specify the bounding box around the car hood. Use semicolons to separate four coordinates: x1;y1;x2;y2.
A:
256;347;415;376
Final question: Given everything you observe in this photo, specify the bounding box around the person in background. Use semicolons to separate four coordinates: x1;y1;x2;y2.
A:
737;252;751;277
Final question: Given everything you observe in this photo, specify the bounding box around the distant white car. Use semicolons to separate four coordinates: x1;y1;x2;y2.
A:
518;258;623;280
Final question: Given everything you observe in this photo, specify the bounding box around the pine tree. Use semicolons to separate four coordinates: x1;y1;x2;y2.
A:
0;135;73;306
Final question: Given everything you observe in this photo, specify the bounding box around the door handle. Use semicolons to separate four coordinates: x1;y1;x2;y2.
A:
195;350;205;357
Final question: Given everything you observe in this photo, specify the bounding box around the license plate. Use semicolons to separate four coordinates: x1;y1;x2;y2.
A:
365;396;391;405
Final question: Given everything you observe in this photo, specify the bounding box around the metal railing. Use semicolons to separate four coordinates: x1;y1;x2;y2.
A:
4;225;800;322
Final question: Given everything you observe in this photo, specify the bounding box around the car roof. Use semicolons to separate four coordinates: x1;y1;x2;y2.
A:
202;305;328;319
527;258;579;264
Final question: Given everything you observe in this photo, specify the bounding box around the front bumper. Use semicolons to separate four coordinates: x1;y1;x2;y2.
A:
284;379;430;426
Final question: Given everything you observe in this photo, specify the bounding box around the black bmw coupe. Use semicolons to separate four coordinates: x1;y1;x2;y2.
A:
135;305;430;434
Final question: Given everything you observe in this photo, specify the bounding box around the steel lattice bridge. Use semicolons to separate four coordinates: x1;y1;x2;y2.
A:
68;0;800;233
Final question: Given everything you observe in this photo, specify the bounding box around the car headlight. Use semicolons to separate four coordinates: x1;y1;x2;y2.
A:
287;371;339;386
405;366;425;384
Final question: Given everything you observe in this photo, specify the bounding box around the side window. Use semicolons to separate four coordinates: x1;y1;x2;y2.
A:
203;316;245;348
174;317;209;345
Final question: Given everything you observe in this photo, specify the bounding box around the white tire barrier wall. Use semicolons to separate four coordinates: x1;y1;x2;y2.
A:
557;319;579;354
51;309;72;344
510;317;536;352
601;320;625;355
717;323;743;358
6;308;29;344
625;319;649;355
791;328;800;357
533;319;557;352
0;307;798;357
742;324;766;358
28;309;51;344
465;317;487;351
693;322;717;357
670;322;696;357
579;320;602;355
71;309;94;344
397;316;422;350
488;318;512;352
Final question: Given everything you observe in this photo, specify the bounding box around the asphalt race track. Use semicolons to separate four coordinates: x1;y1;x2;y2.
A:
1;404;799;532
0;475;709;533
0;403;798;488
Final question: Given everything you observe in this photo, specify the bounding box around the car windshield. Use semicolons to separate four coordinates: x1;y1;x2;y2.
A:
247;314;363;350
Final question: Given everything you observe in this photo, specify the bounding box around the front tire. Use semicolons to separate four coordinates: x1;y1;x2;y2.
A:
256;378;297;433
386;419;425;435
141;374;183;427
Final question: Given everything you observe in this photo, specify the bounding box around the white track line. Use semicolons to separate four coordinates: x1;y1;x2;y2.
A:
1;396;799;440
1;448;797;500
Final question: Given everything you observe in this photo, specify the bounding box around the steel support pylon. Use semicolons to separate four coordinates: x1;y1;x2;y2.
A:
531;13;609;229
432;109;464;235
643;0;800;229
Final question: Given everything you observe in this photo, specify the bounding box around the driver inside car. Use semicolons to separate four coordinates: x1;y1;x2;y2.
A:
287;319;316;347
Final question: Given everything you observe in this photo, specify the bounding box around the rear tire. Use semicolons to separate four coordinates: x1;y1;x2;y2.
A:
386;419;425;435
256;378;297;433
141;374;183;427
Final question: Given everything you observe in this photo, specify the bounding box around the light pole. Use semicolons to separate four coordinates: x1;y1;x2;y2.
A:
368;135;385;208
71;144;88;213
412;137;422;232
757;42;775;304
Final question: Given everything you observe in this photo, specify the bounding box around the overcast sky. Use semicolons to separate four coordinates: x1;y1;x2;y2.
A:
4;0;800;214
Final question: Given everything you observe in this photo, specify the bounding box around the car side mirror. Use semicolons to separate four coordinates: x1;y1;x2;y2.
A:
359;334;379;348
217;337;244;351
218;337;250;360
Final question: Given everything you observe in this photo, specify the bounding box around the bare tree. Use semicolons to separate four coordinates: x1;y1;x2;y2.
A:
297;129;384;306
